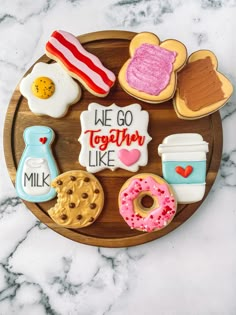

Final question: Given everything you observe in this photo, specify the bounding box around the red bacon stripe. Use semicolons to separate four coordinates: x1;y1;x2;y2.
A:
46;41;107;95
52;31;114;87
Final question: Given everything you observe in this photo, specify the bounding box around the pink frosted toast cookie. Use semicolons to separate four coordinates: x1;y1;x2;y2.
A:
45;30;116;97
118;32;187;103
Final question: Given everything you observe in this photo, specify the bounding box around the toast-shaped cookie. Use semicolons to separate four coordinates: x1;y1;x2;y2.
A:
173;50;233;120
118;32;187;103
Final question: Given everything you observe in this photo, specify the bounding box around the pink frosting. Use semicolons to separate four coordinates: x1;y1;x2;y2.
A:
126;43;177;95
119;176;176;232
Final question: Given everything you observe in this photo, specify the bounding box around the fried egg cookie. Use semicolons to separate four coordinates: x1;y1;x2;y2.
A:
20;62;81;118
173;50;233;120
48;170;104;228
118;32;187;103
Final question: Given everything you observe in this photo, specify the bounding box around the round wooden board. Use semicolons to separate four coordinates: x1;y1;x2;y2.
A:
3;30;223;247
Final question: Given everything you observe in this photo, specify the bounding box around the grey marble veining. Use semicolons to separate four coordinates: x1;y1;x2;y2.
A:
0;0;236;314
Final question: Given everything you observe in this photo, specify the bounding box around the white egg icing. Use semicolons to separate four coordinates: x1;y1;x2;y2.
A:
20;62;81;118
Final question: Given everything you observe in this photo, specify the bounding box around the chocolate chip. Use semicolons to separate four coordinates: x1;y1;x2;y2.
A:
77;214;83;220
69;202;75;208
90;203;96;209
67;189;73;195
61;214;67;220
88;217;94;222
57;180;63;185
82;193;88;199
70;176;76;181
84;177;90;182
94;189;100;194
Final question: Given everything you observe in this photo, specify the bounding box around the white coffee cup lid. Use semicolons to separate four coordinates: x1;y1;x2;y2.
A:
158;133;209;155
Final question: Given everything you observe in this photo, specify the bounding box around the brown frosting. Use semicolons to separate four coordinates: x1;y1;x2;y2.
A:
178;57;225;111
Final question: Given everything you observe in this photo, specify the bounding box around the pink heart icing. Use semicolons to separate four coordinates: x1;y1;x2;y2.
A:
118;149;141;166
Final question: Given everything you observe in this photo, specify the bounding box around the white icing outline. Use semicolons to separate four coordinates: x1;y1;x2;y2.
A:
158;133;209;204
78;103;152;173
20;62;81;118
22;158;51;196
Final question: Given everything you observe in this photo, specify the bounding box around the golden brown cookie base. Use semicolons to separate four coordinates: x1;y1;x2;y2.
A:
48;170;104;228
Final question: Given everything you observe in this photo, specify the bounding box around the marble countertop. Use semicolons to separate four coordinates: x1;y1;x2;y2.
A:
0;1;236;314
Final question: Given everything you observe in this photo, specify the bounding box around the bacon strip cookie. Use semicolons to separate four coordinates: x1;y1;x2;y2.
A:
45;30;116;97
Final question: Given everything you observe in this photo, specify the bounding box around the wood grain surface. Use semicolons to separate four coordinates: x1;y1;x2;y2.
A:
3;30;223;247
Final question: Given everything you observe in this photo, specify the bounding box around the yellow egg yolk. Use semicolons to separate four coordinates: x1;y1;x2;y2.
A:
31;77;55;99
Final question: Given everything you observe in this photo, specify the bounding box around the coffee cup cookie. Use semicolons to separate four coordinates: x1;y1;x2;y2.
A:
118;32;187;103
48;170;104;228
158;133;209;203
173;50;233;119
118;173;177;232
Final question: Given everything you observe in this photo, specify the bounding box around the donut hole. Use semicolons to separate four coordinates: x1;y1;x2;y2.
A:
133;192;159;218
140;195;154;209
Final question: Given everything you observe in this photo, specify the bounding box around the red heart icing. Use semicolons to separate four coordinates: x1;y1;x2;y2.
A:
39;137;47;144
175;165;193;178
118;149;141;166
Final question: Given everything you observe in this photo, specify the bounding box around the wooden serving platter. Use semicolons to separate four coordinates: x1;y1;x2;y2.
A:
3;30;223;247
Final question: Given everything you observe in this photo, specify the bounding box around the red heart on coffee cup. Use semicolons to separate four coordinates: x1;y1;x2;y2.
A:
175;165;193;178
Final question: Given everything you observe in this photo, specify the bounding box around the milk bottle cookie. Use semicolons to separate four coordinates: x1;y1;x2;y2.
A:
158;133;209;203
16;126;59;202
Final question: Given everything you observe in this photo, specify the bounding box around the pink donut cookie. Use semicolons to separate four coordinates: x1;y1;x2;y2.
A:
118;173;177;232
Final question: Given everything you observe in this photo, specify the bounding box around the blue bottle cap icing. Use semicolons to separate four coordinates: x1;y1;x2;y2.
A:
16;126;59;202
24;126;55;145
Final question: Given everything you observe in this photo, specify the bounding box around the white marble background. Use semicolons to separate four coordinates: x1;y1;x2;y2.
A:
0;0;236;314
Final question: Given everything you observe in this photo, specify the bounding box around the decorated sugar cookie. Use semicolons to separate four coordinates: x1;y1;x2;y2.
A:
158;133;209;204
173;50;233;119
45;30;116;97
16;126;59;202
48;170;104;229
20;62;81;118
118;32;187;103
118;173;177;232
79;103;152;173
